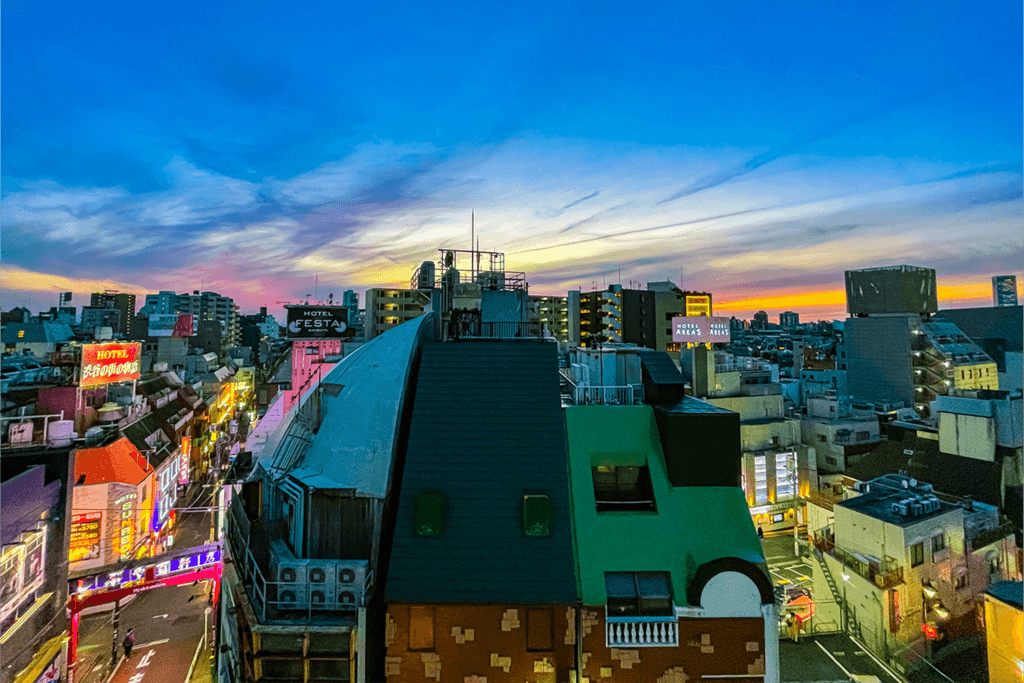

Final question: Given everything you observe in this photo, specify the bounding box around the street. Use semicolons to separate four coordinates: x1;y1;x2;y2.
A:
780;633;904;683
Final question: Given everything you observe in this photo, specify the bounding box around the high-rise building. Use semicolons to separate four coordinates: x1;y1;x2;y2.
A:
992;275;1019;307
780;311;800;328
752;310;769;330
90;291;136;336
528;294;569;342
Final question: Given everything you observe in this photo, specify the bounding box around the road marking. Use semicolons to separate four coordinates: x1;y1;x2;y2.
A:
815;640;855;679
137;650;155;668
78;644;100;651
137;639;169;648
152;614;169;619
835;651;845;655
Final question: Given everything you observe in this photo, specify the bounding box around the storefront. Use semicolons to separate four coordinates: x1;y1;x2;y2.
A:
750;500;803;534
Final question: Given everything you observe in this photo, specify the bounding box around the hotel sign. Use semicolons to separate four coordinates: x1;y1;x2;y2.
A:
81;343;141;387
286;305;350;339
671;316;731;344
685;295;711;317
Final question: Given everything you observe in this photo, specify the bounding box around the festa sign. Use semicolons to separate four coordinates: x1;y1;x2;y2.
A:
81;343;141;388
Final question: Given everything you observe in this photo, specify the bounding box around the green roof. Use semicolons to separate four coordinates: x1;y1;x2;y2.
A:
565;405;765;607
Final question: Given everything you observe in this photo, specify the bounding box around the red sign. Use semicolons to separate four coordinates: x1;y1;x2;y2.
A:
69;512;102;562
81;343;141;387
179;437;191;486
922;623;938;640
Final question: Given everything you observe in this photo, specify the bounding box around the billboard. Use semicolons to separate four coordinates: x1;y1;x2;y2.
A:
685;295;712;317
286;305;351;339
70;512;102;563
179;437;191;486
81;343;141;387
148;313;195;337
845;266;937;315
672;316;731;344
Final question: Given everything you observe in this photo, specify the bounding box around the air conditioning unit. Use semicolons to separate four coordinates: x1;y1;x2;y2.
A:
853;481;871;494
307;561;336;611
910;501;925;517
336;560;370;610
921;496;940;514
891;501;909;516
8;422;33;445
269;540;309;610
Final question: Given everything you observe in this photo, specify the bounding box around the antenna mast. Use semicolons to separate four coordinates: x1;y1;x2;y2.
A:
471;211;475;280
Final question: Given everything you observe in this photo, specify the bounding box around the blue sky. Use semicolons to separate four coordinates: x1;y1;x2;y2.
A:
3;0;1021;321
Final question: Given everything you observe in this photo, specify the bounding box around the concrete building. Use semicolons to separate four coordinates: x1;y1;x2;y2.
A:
80;306;122;339
529;294;569;343
802;396;881;474
364;288;429;340
933;305;1023;397
89;291;136;337
1;322;75;356
808;474;1020;663
780;311;800;329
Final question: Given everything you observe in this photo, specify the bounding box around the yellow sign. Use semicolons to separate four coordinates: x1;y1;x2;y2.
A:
685;295;711;317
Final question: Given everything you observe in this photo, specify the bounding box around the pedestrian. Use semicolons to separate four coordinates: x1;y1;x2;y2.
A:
122;629;135;659
757;525;764;540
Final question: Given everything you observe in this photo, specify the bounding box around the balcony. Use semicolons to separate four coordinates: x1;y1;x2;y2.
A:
606;616;679;648
443;319;548;341
811;526;904;589
968;521;1015;553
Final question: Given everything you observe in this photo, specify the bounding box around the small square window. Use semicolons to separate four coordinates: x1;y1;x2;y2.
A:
931;535;945;553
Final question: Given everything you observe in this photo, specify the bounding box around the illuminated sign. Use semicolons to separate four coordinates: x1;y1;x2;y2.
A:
286;305;351;339
179;437;191;486
671;316;731;344
922;623;938;640
114;493;137;560
77;546;222;591
70;512;102;563
685;295;711;317
148;313;195;337
81;343;141;388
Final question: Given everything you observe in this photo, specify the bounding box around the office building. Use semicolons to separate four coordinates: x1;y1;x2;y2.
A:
752;311;769;330
89;291;136;336
992;275;1019;307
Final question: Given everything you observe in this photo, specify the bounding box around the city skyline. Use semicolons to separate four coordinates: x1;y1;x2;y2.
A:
3;1;1021;323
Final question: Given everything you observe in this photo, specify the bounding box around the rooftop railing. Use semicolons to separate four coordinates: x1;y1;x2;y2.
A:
443;319;548;341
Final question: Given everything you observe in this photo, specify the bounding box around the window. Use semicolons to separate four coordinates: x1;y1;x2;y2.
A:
825;456;838;465
754;456;768;505
910;542;925;567
592;466;656;512
523;495;552;537
816;434;827;443
954;573;967;590
931;534;946;553
988;553;1001;576
775;453;794;499
856;431;870;442
526;609;553;650
604;572;673;617
408;606;435;650
414;492;444;536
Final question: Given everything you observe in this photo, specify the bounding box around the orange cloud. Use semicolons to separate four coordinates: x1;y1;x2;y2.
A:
0;265;147;297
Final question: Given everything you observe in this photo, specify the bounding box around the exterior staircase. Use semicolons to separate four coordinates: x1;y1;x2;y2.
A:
813;547;844;611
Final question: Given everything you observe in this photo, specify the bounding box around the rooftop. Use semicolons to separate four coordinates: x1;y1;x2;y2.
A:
836;473;960;527
74;437;154;486
985;581;1023;610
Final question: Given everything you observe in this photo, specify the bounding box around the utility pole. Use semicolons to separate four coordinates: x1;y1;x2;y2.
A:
111;599;121;674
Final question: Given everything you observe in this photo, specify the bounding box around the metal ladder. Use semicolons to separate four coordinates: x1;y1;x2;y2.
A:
814;547;844;611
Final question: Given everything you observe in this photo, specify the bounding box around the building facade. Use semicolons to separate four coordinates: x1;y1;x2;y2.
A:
364;288;429;340
89;291;136;337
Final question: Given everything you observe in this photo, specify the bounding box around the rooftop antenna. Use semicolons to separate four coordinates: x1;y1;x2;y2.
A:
315;274;318;304
471;211;475;280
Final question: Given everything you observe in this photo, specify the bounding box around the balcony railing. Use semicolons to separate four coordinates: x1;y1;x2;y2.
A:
606;616;679;648
811;526;904;589
443;319;548;341
571;384;643;406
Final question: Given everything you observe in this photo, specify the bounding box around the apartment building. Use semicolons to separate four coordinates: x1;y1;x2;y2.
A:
808;474;1020;661
802;396;881;473
89;291;136;337
529;294;569;343
363;288;429;340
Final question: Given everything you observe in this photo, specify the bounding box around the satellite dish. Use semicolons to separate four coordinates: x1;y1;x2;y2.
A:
902;479;909;488
909;478;918;488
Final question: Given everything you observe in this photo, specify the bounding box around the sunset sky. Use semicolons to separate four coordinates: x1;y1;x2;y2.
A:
3;1;1021;323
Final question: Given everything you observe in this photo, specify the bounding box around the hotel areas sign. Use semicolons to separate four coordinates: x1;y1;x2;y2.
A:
671;315;731;344
286;305;350;339
81;342;141;387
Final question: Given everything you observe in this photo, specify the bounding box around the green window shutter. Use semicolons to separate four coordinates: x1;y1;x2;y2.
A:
523;495;552;537
415;492;445;536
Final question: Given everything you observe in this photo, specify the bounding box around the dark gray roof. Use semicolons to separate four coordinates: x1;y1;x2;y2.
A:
121;413;169;452
385;341;577;605
1;322;74;344
634;348;686;385
985;581;1022;609
658;395;736;414
934;306;1022;352
846;435;1003;509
